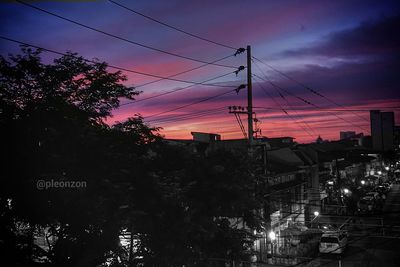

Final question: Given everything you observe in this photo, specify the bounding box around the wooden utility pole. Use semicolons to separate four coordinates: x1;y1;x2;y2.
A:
247;45;253;146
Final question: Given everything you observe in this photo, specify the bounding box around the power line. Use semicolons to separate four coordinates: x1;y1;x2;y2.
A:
252;60;318;136
149;112;224;126
134;54;236;88
145;84;246;119
16;0;239;69
148;103;356;132
253;106;400;112
280;94;317;136
253;76;315;139
0;36;246;110
253;60;368;136
120;69;244;106
0;34;242;133
252;61;317;138
0;37;241;132
255;124;370;134
108;0;238;50
252;56;371;123
271;86;317;136
146;107;227;124
253;73;369;133
233;113;248;139
0;35;238;91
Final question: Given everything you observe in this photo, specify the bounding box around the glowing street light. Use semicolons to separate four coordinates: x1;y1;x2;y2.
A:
268;231;276;241
343;188;350;194
361;180;366;185
311;211;320;225
385;166;390;171
377;171;382;175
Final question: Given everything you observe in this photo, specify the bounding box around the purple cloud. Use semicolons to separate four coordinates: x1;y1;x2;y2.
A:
283;15;400;59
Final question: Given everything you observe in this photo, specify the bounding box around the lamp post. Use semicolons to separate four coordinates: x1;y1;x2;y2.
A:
268;231;276;258
311;211;319;228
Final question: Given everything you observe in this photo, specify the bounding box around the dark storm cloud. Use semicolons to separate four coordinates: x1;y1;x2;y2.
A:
276;56;400;102
284;15;400;58
269;15;400;106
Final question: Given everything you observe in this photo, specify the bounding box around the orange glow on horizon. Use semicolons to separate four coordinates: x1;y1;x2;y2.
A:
108;99;400;144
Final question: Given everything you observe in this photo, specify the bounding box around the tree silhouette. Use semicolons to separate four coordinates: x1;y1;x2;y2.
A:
0;47;150;266
0;47;261;267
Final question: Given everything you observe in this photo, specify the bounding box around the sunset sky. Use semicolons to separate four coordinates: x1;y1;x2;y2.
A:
1;0;399;143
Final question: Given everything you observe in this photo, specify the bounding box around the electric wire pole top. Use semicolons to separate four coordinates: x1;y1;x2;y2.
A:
247;45;254;146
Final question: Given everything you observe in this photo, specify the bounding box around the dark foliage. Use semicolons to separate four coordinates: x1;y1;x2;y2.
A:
0;48;261;267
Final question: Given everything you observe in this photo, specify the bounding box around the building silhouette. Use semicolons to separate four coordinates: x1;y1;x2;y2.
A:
340;131;356;140
370;110;394;151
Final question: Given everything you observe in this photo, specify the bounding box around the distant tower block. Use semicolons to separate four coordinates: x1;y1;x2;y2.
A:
370;110;394;151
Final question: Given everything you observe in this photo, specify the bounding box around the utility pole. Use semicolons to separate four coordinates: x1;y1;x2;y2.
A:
247;45;254;146
228;46;256;145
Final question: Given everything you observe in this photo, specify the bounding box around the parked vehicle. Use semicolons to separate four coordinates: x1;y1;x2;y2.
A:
357;196;376;214
381;182;392;191
319;231;348;254
374;185;388;200
379;182;392;193
365;191;381;201
366;191;384;210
